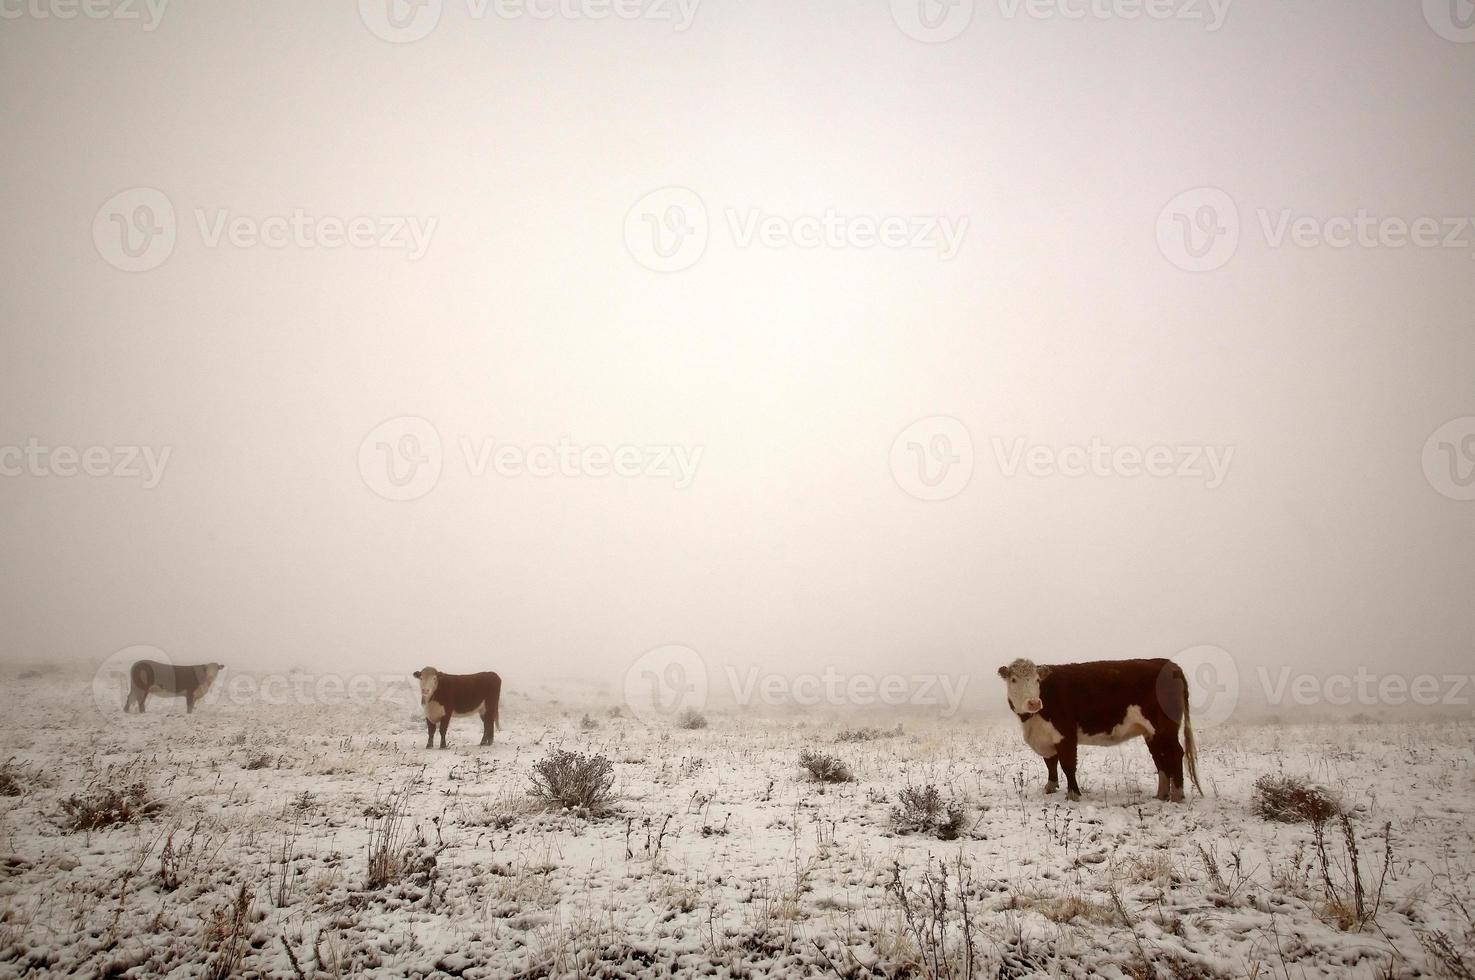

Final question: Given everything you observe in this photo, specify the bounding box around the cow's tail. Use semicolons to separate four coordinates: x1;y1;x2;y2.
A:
494;683;502;731
1181;667;1203;796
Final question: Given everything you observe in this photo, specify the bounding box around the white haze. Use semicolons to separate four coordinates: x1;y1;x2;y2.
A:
0;1;1472;703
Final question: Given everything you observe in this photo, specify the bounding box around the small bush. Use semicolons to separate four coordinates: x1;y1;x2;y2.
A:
0;759;37;797
1252;774;1341;824
366;779;416;890
529;750;616;816
579;713;599;731
674;708;708;730
798;749;854;783
243;752;273;771
836;724;903;743
892;784;967;840
59;779;160;832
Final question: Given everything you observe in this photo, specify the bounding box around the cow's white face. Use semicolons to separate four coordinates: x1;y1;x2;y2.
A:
997;658;1050;715
414;667;439;704
200;663;223;691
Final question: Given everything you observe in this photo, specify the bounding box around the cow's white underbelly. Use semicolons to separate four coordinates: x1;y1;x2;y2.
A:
1020;714;1063;757
1078;705;1155;746
424;700;485;722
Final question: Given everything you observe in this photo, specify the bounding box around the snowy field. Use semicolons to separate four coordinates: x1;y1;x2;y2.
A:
2;668;1473;978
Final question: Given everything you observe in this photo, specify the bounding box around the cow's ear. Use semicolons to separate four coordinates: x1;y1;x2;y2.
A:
1036;665;1052;680
996;665;1009;679
413;671;421;679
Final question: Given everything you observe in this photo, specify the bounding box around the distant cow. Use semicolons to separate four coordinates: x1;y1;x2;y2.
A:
413;667;502;749
125;660;224;714
997;658;1201;802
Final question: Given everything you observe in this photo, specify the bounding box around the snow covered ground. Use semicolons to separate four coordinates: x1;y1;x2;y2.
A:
1;667;1472;978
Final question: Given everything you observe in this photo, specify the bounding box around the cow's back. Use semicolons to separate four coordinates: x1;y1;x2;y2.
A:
132;660;190;693
1042;658;1178;731
433;671;501;713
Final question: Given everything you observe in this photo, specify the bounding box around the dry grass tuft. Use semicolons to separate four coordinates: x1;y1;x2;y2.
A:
892;784;967;840
797;748;853;783
59;771;161;832
1251;774;1341;824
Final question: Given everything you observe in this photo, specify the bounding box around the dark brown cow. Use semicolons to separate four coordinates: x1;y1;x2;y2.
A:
413;667;501;748
125;660;224;714
997;658;1201;802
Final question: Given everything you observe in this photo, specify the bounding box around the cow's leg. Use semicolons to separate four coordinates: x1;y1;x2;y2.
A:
185;690;195;714
438;716;450;749
1144;735;1170;800
480;710;494;746
1043;756;1059;794
124;687;136;712
137;689;148;713
1058;738;1081;801
424;719;435;749
1162;730;1187;802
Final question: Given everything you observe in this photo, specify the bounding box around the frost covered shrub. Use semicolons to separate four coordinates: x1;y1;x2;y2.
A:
529;750;616;816
675;708;708;730
1252;774;1341;824
59;778;160;831
892;784;966;840
798;749;853;783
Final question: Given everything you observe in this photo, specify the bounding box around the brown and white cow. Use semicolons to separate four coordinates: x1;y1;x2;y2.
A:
997;657;1201;802
125;660;224;714
413;667;502;749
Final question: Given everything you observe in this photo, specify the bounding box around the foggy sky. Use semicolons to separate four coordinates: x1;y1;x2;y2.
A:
1;0;1472;690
